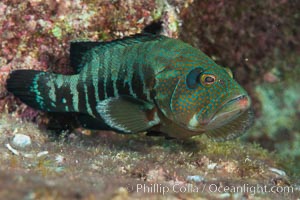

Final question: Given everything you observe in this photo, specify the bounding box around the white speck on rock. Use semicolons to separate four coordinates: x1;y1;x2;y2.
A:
55;155;65;164
218;193;231;199
207;163;217;170
6;143;19;155
269;167;286;176
12;134;31;148
37;151;49;158
186;175;205;182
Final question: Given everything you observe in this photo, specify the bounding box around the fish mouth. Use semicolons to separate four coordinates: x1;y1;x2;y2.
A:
186;95;251;132
203;95;251;130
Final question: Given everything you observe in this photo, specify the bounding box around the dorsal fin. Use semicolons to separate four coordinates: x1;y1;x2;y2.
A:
70;33;165;73
70;41;103;73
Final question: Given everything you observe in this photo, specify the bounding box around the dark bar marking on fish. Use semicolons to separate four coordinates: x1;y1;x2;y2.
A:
97;64;106;101
129;44;146;100
105;73;115;98
137;43;149;101
117;63;130;96
86;69;98;117
61;85;73;112
125;55;137;98
131;63;145;100
76;77;86;114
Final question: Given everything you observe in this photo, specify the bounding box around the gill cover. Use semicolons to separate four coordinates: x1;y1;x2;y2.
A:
170;68;206;128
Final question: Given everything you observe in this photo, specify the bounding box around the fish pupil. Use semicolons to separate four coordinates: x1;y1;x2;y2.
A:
205;76;215;83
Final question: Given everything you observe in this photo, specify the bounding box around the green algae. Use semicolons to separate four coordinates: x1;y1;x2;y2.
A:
244;51;300;175
51;26;62;40
254;83;299;138
152;0;166;20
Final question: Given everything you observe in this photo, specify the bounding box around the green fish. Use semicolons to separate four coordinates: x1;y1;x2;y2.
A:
6;33;253;140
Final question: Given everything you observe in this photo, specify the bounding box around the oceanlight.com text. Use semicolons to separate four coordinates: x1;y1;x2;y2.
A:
134;183;294;196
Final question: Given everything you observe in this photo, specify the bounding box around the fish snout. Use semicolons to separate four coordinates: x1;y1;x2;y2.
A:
185;95;251;132
205;95;251;130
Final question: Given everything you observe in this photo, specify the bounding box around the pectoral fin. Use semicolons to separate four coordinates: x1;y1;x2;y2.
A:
96;96;160;133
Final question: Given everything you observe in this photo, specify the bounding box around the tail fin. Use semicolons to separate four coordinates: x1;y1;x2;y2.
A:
6;70;49;111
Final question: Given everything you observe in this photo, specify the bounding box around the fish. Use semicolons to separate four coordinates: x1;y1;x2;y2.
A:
6;33;253;140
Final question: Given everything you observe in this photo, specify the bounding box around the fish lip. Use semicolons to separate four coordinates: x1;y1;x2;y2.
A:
225;95;249;106
201;94;250;129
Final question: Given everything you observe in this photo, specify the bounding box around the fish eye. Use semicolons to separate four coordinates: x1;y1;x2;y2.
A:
200;74;216;85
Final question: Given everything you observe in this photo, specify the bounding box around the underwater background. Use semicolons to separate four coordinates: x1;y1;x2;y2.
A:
0;0;299;199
